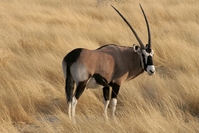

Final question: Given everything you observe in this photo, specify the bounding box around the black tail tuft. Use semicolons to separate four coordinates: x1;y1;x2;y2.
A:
63;48;83;103
65;66;74;103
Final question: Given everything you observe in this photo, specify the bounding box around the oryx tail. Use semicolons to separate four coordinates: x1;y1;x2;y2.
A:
62;48;82;103
62;59;74;103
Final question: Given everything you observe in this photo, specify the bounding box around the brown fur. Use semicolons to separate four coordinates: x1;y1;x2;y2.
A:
70;44;144;85
97;44;144;85
71;48;115;84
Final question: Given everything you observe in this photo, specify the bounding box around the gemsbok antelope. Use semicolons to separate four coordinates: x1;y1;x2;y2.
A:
62;4;155;122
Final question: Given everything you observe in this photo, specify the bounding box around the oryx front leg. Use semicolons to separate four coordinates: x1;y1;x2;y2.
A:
111;83;120;118
68;102;72;121
103;86;110;120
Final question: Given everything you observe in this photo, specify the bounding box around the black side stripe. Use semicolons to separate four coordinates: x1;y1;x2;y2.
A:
93;73;108;86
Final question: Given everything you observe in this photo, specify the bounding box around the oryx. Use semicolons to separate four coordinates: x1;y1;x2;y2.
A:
62;4;155;122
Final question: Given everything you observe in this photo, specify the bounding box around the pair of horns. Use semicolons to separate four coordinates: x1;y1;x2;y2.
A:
111;4;151;49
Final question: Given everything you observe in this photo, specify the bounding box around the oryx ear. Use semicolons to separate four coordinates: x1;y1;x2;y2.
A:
133;44;141;53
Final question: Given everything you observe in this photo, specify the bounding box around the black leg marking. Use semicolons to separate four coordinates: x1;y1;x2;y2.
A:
74;81;87;100
93;73;108;86
103;86;110;101
111;83;120;99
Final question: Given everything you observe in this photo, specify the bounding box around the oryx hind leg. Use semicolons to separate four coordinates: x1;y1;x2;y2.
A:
63;64;75;121
71;81;87;123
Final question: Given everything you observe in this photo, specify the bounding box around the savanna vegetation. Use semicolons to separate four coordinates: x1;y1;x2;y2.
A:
0;0;199;132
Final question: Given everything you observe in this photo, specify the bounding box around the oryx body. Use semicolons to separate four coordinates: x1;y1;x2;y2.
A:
62;4;155;122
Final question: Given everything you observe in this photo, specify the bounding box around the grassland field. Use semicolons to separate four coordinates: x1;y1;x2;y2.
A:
0;0;199;132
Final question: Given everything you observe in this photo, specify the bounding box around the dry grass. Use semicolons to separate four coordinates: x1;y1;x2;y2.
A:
1;0;199;132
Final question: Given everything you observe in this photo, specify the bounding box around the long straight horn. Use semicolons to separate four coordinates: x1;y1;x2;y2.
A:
111;5;145;49
139;4;151;48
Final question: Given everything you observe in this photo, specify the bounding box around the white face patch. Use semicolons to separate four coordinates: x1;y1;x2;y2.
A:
142;49;154;64
142;49;155;75
147;65;155;75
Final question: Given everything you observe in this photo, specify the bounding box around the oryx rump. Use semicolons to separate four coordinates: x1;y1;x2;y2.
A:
62;4;155;122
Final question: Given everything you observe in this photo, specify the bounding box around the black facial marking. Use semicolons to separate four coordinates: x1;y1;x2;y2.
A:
142;53;147;70
147;56;153;65
93;73;108;86
146;48;151;53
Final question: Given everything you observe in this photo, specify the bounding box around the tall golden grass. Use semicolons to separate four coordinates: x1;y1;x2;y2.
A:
0;0;199;132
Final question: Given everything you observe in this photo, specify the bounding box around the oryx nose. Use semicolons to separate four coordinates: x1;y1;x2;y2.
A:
150;70;155;73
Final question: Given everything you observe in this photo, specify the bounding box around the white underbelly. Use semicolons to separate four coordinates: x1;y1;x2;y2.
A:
86;77;104;89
